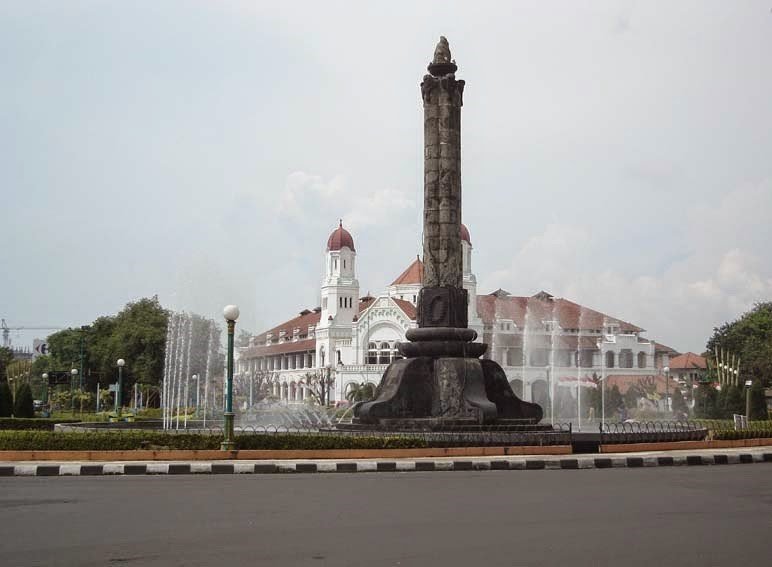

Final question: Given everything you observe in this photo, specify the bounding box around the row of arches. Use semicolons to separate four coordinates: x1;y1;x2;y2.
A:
366;342;403;365
497;348;650;369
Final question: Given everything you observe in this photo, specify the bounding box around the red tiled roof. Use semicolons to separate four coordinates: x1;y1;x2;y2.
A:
251;310;321;347
654;342;679;355
241;338;316;357
476;293;643;333
326;221;355;252
358;296;417;320
393;298;417;320
359;297;375;312
391;257;423;285
668;352;706;370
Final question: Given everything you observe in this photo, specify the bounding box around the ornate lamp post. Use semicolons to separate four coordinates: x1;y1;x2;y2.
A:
41;373;49;405
116;359;125;417
192;374;199;417
222;305;239;451
663;366;670;414
70;369;78;413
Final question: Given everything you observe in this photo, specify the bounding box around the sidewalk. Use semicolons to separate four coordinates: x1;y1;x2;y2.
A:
2;446;770;476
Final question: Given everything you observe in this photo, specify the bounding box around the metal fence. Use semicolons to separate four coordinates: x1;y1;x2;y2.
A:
599;420;708;444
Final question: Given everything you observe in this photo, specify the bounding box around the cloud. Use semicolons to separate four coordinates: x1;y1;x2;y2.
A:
479;179;772;352
277;171;346;219
276;170;416;230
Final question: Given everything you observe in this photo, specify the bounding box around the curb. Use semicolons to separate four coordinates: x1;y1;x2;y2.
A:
1;453;770;477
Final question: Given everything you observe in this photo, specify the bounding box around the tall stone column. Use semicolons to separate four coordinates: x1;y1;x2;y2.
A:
418;37;468;329
350;37;543;428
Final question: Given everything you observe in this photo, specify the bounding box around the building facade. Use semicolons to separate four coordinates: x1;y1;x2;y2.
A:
236;223;677;409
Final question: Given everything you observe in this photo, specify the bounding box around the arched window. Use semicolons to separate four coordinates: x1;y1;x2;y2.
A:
530;349;549;367
367;342;378;365
619;349;633;368
379;342;391;364
393;342;403;361
505;348;522;366
319;347;325;368
637;351;647;369
605;351;615;369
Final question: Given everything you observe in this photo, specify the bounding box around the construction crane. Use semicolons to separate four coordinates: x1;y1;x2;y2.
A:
1;319;64;348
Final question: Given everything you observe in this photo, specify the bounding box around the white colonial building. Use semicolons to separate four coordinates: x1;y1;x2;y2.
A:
236;222;678;408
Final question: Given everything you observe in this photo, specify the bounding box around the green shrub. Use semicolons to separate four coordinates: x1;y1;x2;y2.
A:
0;431;428;451
13;383;34;418
235;434;426;451
135;408;162;419
0;418;81;431
711;428;772;441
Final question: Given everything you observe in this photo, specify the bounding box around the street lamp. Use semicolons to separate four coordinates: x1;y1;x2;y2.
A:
744;379;752;421
222;304;239;451
116;359;125;417
663;366;670;415
192;374;199;418
70;369;78;412
41;373;49;405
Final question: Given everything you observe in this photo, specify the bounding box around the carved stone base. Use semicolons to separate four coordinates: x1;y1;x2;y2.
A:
353;344;543;426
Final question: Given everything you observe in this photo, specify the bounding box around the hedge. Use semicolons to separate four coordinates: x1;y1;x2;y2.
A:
712;429;772;441
0;418;82;431
0;431;427;451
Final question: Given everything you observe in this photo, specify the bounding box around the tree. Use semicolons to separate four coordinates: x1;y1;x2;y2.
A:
46;296;171;401
748;380;768;421
671;388;688;418
234;370;274;405
111;297;168;387
707;302;772;387
623;383;642;411
345;382;377;403
303;370;335;406
13;383;34;418
722;384;744;418
694;384;719;419
606;385;625;419
0;379;12;417
0;347;13;380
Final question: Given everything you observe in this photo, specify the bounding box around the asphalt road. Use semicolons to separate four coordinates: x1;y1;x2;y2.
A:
1;467;770;567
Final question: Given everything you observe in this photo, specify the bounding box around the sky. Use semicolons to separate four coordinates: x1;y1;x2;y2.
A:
2;1;771;354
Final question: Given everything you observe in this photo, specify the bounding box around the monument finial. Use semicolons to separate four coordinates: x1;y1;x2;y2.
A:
433;36;452;64
428;35;457;76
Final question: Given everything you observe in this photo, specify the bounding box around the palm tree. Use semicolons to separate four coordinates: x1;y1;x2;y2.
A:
345;381;377;403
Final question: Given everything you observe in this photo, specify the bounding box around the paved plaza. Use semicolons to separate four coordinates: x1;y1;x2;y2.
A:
1;465;770;566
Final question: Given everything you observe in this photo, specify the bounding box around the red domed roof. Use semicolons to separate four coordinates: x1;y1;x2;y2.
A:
460;223;471;245
326;221;355;252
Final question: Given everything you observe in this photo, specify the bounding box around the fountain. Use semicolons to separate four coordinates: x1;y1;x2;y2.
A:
160;312;223;430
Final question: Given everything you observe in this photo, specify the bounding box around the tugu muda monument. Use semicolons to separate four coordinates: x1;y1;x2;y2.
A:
352;37;543;429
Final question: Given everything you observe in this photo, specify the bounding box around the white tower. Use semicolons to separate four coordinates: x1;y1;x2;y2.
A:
461;224;483;339
317;221;359;368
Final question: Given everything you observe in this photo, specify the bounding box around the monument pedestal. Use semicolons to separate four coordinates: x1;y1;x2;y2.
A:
352;326;542;428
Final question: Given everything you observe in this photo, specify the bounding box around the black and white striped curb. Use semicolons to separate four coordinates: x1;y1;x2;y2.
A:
1;453;770;476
